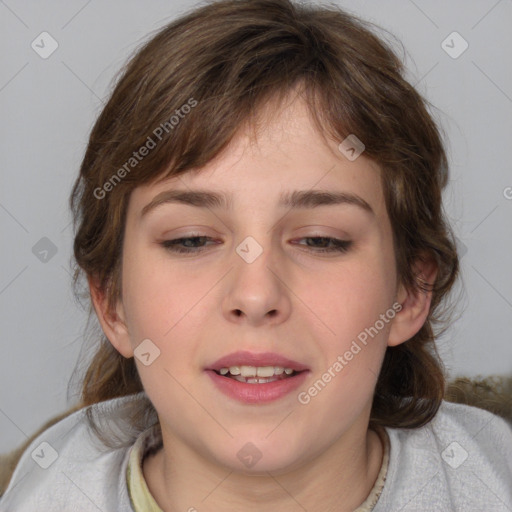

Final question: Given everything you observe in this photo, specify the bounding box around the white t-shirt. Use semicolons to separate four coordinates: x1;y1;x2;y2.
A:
1;391;511;511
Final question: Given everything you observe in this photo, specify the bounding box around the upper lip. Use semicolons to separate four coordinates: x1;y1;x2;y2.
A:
206;351;309;372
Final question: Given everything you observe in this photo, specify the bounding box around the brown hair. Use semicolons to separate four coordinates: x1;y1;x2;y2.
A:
69;0;459;445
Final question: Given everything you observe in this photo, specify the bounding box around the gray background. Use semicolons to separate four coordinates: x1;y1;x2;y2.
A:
1;0;511;454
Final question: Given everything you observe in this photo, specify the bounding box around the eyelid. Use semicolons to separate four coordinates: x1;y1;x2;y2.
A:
159;233;353;256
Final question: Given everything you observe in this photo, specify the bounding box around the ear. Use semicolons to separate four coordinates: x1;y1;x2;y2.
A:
88;275;134;358
387;256;438;347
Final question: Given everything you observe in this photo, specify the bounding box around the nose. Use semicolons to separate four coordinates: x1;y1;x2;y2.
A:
222;237;292;327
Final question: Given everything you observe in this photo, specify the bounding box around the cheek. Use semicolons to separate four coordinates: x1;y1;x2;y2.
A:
311;256;395;345
120;253;203;397
120;240;187;335
298;266;394;417
120;245;210;371
302;252;396;414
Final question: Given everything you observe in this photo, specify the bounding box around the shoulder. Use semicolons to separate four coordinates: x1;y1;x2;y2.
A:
432;399;512;441
374;401;512;512
0;392;149;512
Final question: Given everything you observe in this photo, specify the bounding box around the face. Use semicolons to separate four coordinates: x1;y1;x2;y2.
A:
106;93;408;474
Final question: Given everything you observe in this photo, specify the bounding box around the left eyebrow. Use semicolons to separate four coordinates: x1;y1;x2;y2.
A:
140;188;375;217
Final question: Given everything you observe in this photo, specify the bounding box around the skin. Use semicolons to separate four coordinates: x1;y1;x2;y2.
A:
91;89;437;511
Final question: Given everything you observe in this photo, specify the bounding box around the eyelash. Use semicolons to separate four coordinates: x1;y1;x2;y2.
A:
160;235;352;255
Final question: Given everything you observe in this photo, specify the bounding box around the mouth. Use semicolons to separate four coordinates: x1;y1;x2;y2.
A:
205;351;310;403
212;365;302;384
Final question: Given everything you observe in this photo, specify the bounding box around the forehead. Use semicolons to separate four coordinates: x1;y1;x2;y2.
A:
128;94;387;221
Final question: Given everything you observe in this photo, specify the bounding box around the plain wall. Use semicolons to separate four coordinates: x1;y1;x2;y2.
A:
1;0;511;453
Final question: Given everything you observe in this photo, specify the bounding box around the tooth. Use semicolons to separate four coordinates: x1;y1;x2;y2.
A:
229;366;241;375
240;365;257;377
224;365;296;378
256;366;275;377
230;374;281;384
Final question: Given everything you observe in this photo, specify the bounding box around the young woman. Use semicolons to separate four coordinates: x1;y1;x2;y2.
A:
1;1;511;510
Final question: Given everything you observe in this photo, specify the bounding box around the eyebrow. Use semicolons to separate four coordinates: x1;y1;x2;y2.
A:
140;189;374;217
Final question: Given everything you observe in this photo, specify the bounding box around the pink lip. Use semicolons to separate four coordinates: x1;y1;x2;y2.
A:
206;369;309;404
206;351;309;371
205;351;310;404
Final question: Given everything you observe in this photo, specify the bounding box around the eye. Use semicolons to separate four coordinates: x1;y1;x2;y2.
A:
292;237;352;254
159;235;352;255
160;235;218;254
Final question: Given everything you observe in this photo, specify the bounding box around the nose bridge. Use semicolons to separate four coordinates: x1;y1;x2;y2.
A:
222;228;292;324
233;231;277;296
229;205;279;266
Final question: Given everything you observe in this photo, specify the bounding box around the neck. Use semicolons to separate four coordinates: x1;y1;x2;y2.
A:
143;425;385;512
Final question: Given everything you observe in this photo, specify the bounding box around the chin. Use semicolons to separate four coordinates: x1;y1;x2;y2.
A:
210;437;307;475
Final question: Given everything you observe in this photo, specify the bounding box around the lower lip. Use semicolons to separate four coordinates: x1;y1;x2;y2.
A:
206;370;309;404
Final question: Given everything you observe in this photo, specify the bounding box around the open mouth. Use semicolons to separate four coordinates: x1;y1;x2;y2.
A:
205;351;309;402
213;365;302;384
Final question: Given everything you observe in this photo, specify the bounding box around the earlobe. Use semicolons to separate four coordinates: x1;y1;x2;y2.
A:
87;275;134;358
387;257;438;348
